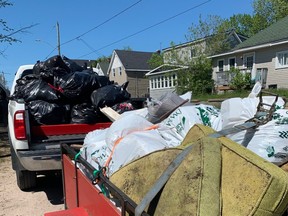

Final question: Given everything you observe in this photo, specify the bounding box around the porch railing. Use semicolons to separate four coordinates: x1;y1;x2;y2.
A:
215;69;251;85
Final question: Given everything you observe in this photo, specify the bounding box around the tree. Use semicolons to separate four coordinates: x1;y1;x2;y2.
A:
229;68;251;91
219;14;255;37
176;56;214;95
220;0;288;37
147;52;164;69
186;15;230;56
253;0;288;25
0;71;6;87
91;55;111;68
163;15;224;95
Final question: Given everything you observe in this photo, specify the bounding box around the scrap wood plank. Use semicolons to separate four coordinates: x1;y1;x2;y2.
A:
100;107;121;122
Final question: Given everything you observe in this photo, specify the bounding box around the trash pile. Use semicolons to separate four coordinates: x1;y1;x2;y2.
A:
78;85;288;215
80;87;288;176
110;124;288;216
11;55;132;125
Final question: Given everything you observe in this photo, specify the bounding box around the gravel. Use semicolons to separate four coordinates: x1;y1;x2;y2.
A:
0;128;64;216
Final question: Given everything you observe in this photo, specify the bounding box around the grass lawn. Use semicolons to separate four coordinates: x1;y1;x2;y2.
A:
193;88;288;102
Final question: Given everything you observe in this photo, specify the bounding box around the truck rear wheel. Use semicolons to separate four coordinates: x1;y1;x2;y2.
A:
16;169;36;191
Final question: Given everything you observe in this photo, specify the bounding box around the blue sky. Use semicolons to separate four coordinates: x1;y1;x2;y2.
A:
0;0;253;89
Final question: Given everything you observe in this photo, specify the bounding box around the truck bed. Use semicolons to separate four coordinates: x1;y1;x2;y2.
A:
29;122;112;144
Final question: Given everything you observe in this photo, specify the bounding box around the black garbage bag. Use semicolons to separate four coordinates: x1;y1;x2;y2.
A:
43;55;71;72
90;82;131;109
10;74;40;99
27;100;70;125
32;61;45;76
22;79;60;102
57;70;111;102
71;103;99;124
97;75;113;88
33;55;71;83
62;56;85;72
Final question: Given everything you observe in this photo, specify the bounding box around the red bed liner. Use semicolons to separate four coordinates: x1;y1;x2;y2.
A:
31;122;112;137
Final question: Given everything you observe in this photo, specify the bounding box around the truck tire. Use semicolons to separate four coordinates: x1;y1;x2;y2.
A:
8;133;37;190
16;169;36;191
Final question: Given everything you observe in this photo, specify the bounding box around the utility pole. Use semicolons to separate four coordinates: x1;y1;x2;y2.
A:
57;22;61;56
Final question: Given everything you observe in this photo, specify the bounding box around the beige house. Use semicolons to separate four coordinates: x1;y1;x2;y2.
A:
146;30;247;99
107;50;154;98
211;16;288;90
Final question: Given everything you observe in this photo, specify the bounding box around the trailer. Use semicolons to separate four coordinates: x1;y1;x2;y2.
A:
44;91;288;216
45;143;149;216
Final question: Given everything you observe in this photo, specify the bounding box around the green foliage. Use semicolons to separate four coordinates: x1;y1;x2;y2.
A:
219;0;288;37
122;46;133;51
229;68;251;90
91;55;110;68
176;56;214;95
186;15;231;55
220;14;255;37
147;52;164;69
253;0;288;24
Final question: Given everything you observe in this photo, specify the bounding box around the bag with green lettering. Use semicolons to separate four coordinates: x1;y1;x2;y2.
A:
162;104;222;139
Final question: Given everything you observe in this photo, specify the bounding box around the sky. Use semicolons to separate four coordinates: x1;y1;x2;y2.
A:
0;0;254;89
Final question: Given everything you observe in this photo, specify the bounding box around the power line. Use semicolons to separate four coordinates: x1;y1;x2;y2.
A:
45;0;142;59
44;46;57;60
62;0;142;47
77;38;103;57
78;0;212;58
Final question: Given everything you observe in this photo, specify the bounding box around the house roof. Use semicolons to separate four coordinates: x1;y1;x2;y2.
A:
71;59;95;68
234;15;288;50
98;62;110;75
99;61;109;71
114;49;154;71
210;16;288;58
162;29;248;52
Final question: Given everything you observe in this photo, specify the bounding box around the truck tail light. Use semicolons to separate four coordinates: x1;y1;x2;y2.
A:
14;110;26;140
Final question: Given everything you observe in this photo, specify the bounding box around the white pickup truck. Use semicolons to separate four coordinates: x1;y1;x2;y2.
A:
8;64;111;190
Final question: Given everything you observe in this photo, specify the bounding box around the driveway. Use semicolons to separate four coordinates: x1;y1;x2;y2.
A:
0;127;64;216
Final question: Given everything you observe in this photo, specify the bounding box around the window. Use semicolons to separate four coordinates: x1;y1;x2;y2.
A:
190;48;196;58
157;77;161;88
228;58;236;71
150;74;179;89
112;68;115;77
276;51;288;68
245;56;254;70
119;67;122;76
172;74;177;86
164;76;168;88
218;60;224;72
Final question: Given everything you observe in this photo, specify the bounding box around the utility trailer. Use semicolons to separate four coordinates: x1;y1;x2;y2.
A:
45;90;288;216
45;143;149;216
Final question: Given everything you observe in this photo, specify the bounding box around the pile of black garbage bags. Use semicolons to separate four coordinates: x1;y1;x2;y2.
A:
11;55;133;125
